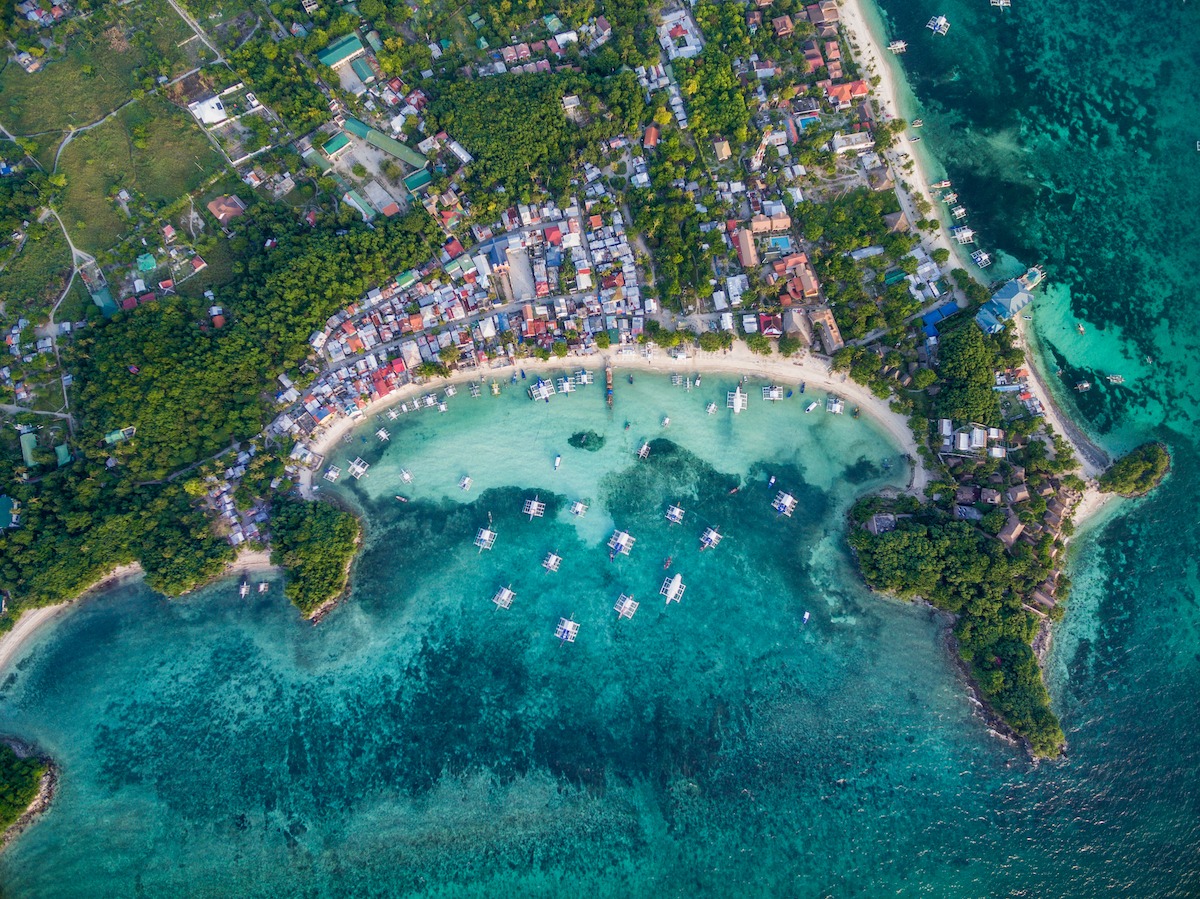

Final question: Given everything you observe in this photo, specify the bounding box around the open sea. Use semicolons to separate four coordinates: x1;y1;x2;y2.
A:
2;1;1200;893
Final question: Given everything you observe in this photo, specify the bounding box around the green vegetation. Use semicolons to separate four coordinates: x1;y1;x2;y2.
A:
428;72;643;219
935;324;1002;426
677;46;750;144
270;495;360;616
0;0;214;136
0;223;72;322
1099;442;1169;497
0;743;47;833
56;96;223;253
849;502;1065;757
567;430;605;451
230;38;332;133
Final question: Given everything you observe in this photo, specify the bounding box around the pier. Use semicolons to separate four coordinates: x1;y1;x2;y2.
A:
605;362;614;408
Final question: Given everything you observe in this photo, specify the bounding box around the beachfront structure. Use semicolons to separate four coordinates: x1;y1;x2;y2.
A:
638;442;651;460
493;585;515;609
400;468;413;483
699;526;723;550
926;14;950;34
773;491;798;517
348;457;370;479
459;475;473;491
666;503;685;524
728;386;749;413
376;428;390;441
975;266;1045;334
827;396;845;414
555;616;580;643
661;573;686;604
762;385;784;402
608;529;636;556
475;527;497;551
570;500;589;516
543;551;562;572
614;593;639;619
524;495;546;519
323;466;341;482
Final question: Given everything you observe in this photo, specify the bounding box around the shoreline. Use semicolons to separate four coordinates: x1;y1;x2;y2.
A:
0;738;57;852
0;548;279;679
302;344;930;496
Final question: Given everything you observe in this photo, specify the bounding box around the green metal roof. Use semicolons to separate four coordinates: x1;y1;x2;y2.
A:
90;286;117;316
350;57;375;83
136;253;157;272
343;190;376;220
341;115;372;139
19;433;37;467
316;34;364;68
365;130;426;169
54;443;72;467
403;168;433;192
395;269;418;290
0;495;15;528
322;132;351;157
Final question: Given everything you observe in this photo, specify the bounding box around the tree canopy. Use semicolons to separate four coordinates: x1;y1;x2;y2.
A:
270;495;360;616
1099;442;1169;496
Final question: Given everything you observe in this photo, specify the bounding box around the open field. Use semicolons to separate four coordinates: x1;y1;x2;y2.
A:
56;96;225;253
0;225;72;322
0;0;217;139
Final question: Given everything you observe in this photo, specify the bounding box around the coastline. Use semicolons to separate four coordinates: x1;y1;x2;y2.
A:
302;344;930;496
0;548;278;679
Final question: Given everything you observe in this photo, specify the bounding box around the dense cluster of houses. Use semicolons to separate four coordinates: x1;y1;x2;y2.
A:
203;445;271;547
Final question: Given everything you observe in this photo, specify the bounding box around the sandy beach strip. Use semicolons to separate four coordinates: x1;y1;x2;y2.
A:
303;344;930;494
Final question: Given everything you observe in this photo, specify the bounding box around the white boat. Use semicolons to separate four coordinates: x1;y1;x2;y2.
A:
554;454;561;470
542;552;562;573
238;578;249;598
570;500;589;517
926;14;950;35
459;475;473;491
661;416;670;428
805;401;819;413
706;402;717;414
1107;374;1125;384
400;468;413;483
614;593;639;620
444;385;457;398
258;582;269;593
660;573;686;605
492;585;515;609
699;526;722;551
802;611;810;626
888;40;907;53
555;616;580;644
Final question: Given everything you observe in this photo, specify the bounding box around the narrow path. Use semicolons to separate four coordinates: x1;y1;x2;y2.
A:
164;0;224;63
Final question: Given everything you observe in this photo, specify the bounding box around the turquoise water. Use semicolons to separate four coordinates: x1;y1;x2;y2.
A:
4;0;1200;889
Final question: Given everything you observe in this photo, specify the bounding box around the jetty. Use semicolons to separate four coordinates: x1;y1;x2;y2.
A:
555;616;580;644
348;457;370;479
666;503;685;524
728;386;749;413
762;385;784;402
492;585;515;609
543;551;563;572
323;465;341;482
459;475;473;491
772;491;798;517
699;526;723;551
661;573;686;604
570;500;589;517
474;527;497;551
926;14;950;35
614;593;639;619
608;529;636;556
523;495;546;519
605;362;614;407
888;39;907;53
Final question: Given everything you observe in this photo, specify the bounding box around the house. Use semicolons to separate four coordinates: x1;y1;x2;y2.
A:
955;485;980;504
643;125;660;150
1006;483;1031;504
807;306;843;354
772;14;793;37
980;488;1002;505
162;224;176;243
205;195;246;226
824;80;870;111
735;228;759;269
997;512;1024;548
865;512;896;536
322;131;352;160
713;139;731;161
759;313;783;338
782;309;812;344
831;130;874;154
975;268;1042;333
883;210;910;233
317;34;366;70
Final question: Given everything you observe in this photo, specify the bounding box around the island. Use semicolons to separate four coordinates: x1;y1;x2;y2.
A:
1099;442;1170;497
0;740;53;849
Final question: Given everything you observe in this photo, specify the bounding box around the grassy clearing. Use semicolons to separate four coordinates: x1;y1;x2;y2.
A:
0;223;72;322
56;276;97;323
0;0;216;137
56;96;224;253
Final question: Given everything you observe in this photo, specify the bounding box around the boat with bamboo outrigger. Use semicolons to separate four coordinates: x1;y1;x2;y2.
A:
605;361;614;408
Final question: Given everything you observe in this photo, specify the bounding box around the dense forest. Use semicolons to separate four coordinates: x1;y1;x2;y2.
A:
428;72;644;220
848;503;1065;757
1099;442;1169;496
0;207;439;624
270;496;360;616
0;743;48;834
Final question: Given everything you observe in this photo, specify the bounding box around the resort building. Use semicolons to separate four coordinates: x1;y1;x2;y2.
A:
317;34;366;70
735;228;759;269
975;267;1044;333
807;306;844;354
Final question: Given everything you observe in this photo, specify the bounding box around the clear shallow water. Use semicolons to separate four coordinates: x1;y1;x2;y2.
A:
2;373;1196;896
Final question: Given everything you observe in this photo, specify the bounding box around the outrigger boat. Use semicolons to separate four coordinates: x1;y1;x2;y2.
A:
1106;374;1125;384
